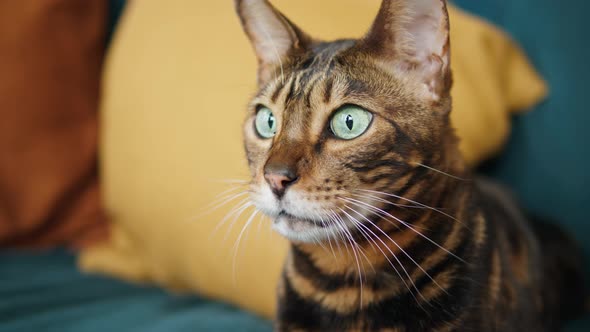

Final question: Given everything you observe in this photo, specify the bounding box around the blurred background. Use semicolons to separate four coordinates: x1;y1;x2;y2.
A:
0;0;588;331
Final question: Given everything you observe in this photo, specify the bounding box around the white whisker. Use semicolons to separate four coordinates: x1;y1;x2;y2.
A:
314;211;337;259
342;196;402;232
232;209;260;284
357;189;462;225
221;200;254;242
415;162;469;181
341;197;465;263
341;205;448;297
202;191;250;216
206;178;251;184
351;193;432;232
339;208;378;254
330;210;364;309
210;197;251;237
341;204;426;308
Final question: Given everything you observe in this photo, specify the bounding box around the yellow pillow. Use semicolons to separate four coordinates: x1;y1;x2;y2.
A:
80;0;547;319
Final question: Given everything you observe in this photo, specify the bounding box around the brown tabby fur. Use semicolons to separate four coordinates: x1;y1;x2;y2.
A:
235;0;586;331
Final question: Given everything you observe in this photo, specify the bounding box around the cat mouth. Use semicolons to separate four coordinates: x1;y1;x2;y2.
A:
276;211;328;228
272;209;346;243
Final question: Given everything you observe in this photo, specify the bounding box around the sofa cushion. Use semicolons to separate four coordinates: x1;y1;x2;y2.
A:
0;250;272;332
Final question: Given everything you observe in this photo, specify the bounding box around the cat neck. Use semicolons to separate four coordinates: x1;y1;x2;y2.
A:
279;174;488;330
287;166;483;295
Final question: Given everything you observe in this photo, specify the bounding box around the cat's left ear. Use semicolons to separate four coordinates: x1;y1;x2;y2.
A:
235;0;312;86
358;0;451;103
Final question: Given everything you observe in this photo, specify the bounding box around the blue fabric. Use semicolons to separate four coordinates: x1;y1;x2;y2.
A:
453;0;590;262
0;251;273;332
0;251;587;331
454;0;590;329
106;0;126;45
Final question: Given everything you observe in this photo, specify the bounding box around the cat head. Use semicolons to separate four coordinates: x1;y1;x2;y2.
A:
236;0;461;243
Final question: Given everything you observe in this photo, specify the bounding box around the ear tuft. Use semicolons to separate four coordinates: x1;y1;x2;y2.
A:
235;0;311;86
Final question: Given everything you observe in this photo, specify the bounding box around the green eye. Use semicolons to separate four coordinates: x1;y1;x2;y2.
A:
330;105;373;140
255;106;277;138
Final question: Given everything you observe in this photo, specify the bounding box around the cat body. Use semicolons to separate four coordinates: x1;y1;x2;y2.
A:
234;0;586;331
278;176;582;331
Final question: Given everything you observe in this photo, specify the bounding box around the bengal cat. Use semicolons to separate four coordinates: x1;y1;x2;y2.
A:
234;0;587;330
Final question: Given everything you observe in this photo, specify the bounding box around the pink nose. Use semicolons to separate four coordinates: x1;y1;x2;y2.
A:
264;171;298;198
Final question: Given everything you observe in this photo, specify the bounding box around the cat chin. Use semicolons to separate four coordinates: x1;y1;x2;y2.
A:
272;215;340;243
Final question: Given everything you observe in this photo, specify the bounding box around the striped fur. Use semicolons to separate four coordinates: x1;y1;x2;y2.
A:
235;0;586;331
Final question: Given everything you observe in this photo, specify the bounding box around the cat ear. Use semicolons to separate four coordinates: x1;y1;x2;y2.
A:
359;0;451;102
235;0;311;86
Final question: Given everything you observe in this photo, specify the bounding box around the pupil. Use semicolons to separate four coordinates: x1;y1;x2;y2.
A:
345;114;354;130
268;114;274;129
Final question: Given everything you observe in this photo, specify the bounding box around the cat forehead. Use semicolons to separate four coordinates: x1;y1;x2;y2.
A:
257;40;357;95
304;40;357;69
255;43;388;106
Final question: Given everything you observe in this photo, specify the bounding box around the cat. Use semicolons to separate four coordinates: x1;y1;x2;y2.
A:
234;0;587;330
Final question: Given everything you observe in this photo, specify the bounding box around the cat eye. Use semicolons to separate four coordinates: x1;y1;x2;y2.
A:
329;105;373;140
255;106;277;138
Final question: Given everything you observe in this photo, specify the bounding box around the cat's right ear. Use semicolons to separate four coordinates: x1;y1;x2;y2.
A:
235;0;311;86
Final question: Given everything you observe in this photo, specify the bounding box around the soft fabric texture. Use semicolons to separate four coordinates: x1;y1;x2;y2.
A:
80;0;546;318
0;250;272;332
2;251;588;332
0;0;109;249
